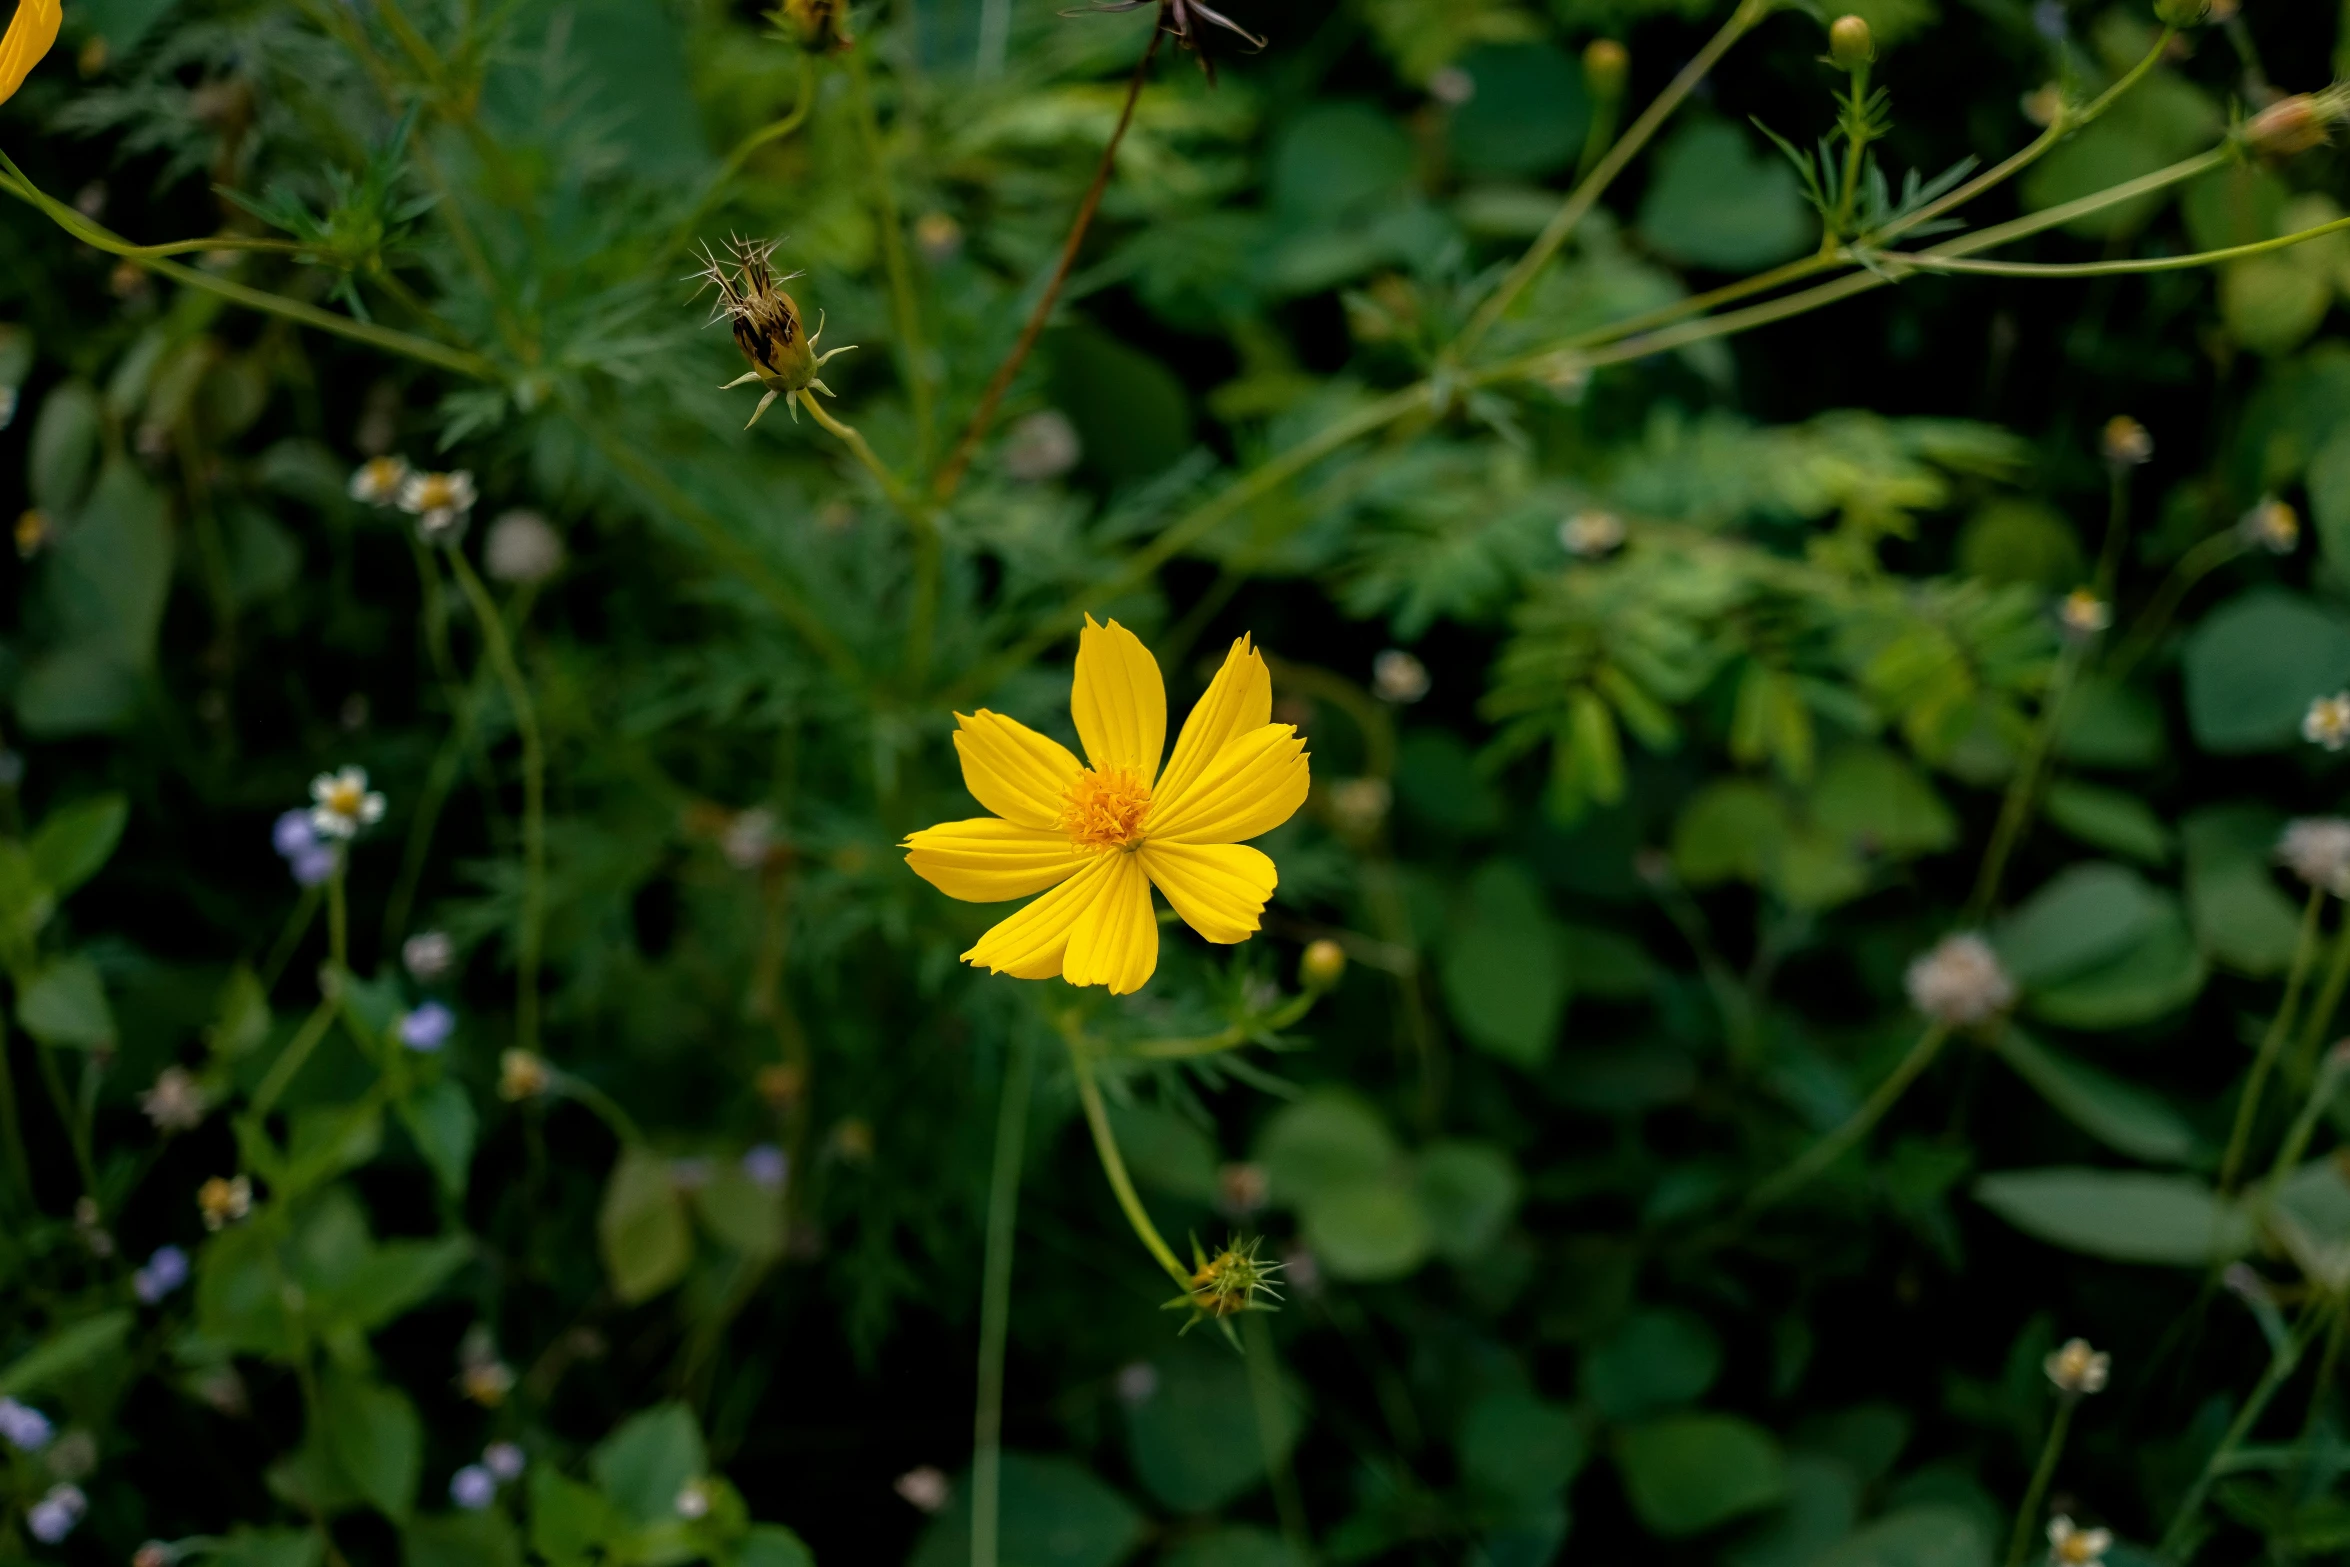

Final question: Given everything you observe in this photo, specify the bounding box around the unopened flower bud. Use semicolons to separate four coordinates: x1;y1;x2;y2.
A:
499;1048;551;1101
2100;415;2153;467
1828;15;1874;68
1300;939;1348;990
1583;39;1628;98
2153;0;2211;24
1905;933;2016;1026
2244;95;2333;159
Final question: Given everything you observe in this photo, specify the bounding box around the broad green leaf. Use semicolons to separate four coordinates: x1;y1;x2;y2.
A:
2182;806;2305;975
1582;1308;1723;1422
19;460;174;737
1638;119;1813;272
323;1367;422;1521
27;792;127;895
1994;862;2160;987
397;1081;478;1199
404;1512;523;1567
732;1525;816;1567
1159;1528;1302;1567
2043;780;2170;865
1304;1179;1433;1282
284;1102;387;1194
17;955;116;1049
591;1402;707;1525
1268;102;1414;224
909;1455;1147;1567
0;841;53;958
1105;1103;1221;1205
1955;499;2083;589
199;1222;297;1357
1458;1389;1585;1501
28;381;101;516
1808;745;1957;859
2311;425;2350;577
0;1310;130;1396
529;1467;630;1567
1440;861;1569;1067
1613;1414;1786;1537
1122;1344;1299;1514
1723;1454;1861;1567
1809;1504;1995;1567
1974;1168;2252;1266
1991;1027;2196;1164
690;1165;785;1260
2019;67;2218;238
1673;780;1792;887
1449;44;1588;179
2224;254;2333;358
2181;590;2350;754
2271;1159;2350;1293
1415;1140;1519;1261
2027;902;2206;1030
215;1530;326;1567
1257;1090;1401;1206
2054;679;2166;771
207;965;274;1059
325;1237;474;1336
598;1147;693;1305
1046;327;1191;485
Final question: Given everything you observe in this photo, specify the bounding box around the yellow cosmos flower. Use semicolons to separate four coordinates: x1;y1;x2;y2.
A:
905;617;1310;996
0;0;61;106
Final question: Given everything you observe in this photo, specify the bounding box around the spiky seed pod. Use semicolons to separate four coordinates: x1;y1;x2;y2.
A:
695;237;857;429
772;0;852;53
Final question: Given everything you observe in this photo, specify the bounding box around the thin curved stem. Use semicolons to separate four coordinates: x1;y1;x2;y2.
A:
447;550;546;1058
1065;1024;1191;1288
248;998;341;1124
2219;888;2326;1195
551;1068;648;1148
1738;1023;1952;1220
1967;641;2085;926
971;1032;1035;1567
2286;914;2350;1093
1871;212;2350;279
935;28;1163;502
2108;530;2245;682
2162;1308;2323;1556
658;55;821;268
2004;1396;2076;1567
844;48;935;464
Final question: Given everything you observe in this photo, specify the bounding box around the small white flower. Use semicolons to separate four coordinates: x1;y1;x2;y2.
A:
1428;65;1475;105
2043;1337;2110;1395
1114;1361;1159;1404
2099;416;2152;467
26;1483;85;1544
309;766;386;841
483;1442;526;1482
1372;649;1430;704
348;455;411;506
894;1466;950;1513
484;510;565;583
1560;509;1627;558
721;808;778;871
674;1479;712;1520
403;930;455;982
2046;1515;2112;1566
397;470;478;543
2305;693;2350;752
1002;410;1082;482
2058;588;2111;638
1905;934;2017;1026
2241;496;2299;554
198;1174;253;1231
2280;819;2350;897
140;1066;208;1133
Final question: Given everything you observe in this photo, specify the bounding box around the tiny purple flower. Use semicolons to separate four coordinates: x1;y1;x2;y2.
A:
450;1465;497;1510
0;1396;53;1452
483;1441;525;1482
743;1144;788;1192
27;1484;85;1543
273;809;318;858
398;1001;457;1052
290;844;338;887
134;1244;191;1304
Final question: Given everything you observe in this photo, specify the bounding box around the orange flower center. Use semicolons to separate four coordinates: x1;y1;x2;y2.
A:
1058;766;1152;852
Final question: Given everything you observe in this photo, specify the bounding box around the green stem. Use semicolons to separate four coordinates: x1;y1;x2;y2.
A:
2257;1050;2350;1207
972;1033;1035;1567
658;54;821;268
1242;1310;1312;1560
551;1069;648;1148
1828;64;1873;242
1066;1026;1190;1288
448;550;547;1057
2287;914;2350;1093
260;885;323;997
0;1014;31;1212
1968;640;2086;925
2220;888;2326;1195
32;1036;96;1203
2004;1395;2076;1567
1457;0;1771;354
844;48;935;464
2107;530;2244;682
1739;1023;1953;1219
249;998;340;1123
2162;1308;2324;1557
1872;212;2350;279
327;864;349;973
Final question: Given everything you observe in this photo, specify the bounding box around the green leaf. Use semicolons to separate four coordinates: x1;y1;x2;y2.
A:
1448;44;1589;179
2019;67;2219;239
1613;1413;1787;1537
1046;326;1192;486
28;381;101;517
2027;902;2207;1030
1994;862;2160;987
2183;806;2305;975
2054;678;2167;770
591;1403;707;1525
323;1367;422;1521
215;1530;327;1567
1159;1528;1302;1567
1638;119;1814;272
529;1467;631;1567
1105;1103;1222;1205
1808;745;1957;859
1673;780;1793;887
321;1236;474;1336
2182;590;2350;754
2223;254;2333;358
1458;1390;1586;1501
599;1147;693;1305
0;841;54;959
27;793;127;896
284;1102;387;1194
2311;425;2350;579
1123;1344;1299;1513
1974;1168;2252;1266
1582;1308;1723;1422
732;1525;817;1567
1415;1140;1520;1261
1439;861;1570;1067
1809;1504;1995;1567
690;1165;785;1260
1303;1179;1434;1282
404;1513;524;1567
2043;780;2170;864
1956;499;2083;589
1991;1027;2197;1164
199;1223;297;1358
2271;1159;2350;1294
1257;1090;1401;1205
0;1311;131;1396
207;965;274;1059
19;460;174;737
17;955;117;1049
908;1455;1146;1567
1723;1454;1861;1567
397;1081;478;1199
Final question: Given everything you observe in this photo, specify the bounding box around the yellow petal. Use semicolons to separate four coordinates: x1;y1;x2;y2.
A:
1142;841;1276;945
952;710;1082;830
1070;616;1166;783
1142;723;1309;845
1061;851;1159;995
1154;634;1272;819
0;0;61;104
904;818;1089;904
963;854;1121;979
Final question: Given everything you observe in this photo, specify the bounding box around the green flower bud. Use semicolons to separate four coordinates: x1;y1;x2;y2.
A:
1300;938;1348;990
1828;15;1874;68
1583;39;1628;99
2153;0;2211;25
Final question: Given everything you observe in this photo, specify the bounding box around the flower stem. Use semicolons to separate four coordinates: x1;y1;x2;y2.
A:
1065;1024;1190;1289
1968;639;2087;925
2288;913;2350;1094
448;550;546;1058
551;1068;647;1148
1737;1023;1952;1220
2004;1395;2076;1567
0;1014;32;1213
844;47;934;464
2220;888;2326;1195
2107;530;2245;682
658;54;821;268
934;28;1163;503
972;1032;1035;1567
249;998;341;1123
1242;1309;1312;1558
2162;1307;2324;1557
1872;211;2350;279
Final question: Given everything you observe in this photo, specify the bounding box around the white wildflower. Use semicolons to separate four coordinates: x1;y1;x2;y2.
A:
309;766;386;841
2280;818;2350;897
2046;1516;2111;1566
2043;1337;2110;1395
397;470;477;543
1905;933;2016;1026
485;510;565;583
348;455;411;506
1372;649;1430;704
2305;693;2350;752
1560;509;1627;558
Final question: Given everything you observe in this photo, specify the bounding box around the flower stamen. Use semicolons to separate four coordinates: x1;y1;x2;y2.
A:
1058;767;1152;852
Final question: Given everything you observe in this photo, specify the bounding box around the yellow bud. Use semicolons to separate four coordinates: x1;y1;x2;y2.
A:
1300;939;1348;990
1828;15;1874;68
772;0;852;52
2244;96;2333;160
1583;39;1628;98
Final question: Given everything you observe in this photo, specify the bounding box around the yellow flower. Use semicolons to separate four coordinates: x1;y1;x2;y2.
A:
905;618;1310;996
0;0;61;106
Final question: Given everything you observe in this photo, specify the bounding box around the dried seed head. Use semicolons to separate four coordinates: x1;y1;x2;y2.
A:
2279;818;2350;897
772;0;852;52
499;1048;551;1101
696;237;815;390
2043;1337;2111;1395
2244;94;2336;160
1174;1235;1283;1321
1905;933;2016;1026
1828;15;1874;67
